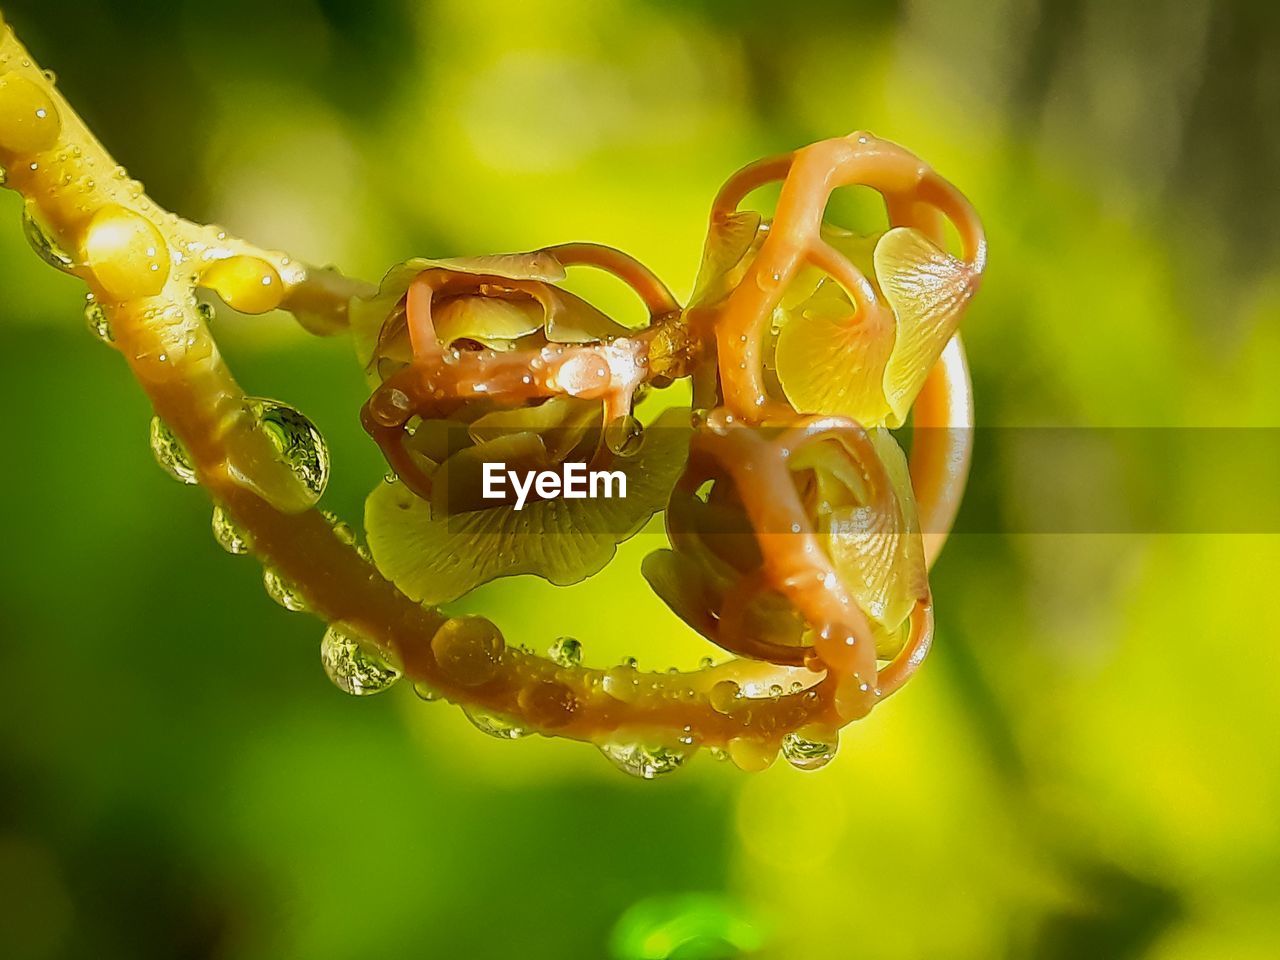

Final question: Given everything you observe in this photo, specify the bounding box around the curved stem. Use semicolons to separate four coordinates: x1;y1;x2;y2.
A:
0;21;843;754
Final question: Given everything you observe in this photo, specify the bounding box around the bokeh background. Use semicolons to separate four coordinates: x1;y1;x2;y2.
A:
2;1;1278;957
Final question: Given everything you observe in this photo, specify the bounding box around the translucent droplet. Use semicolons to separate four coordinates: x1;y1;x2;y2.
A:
263;567;308;612
599;740;688;780
412;682;441;702
210;505;251;555
84;298;112;344
603;665;640;703
549;636;582;667
195;301;217;323
22;204;74;271
430;616;505;687
203;255;283;314
603;414;645;457
727;737;776;772
149;416;197;485
708;679;741;715
82;205;169;299
0;75;61;154
464;707;527;740
320;625;400;696
781;728;838;771
242;397;330;505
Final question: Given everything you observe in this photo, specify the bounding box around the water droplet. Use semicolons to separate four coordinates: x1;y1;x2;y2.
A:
149;416;197;484
202;255;283;314
242;397;330;504
412;682;441;702
464;707;527;740
0;75;61;154
22;204;73;271
210;505;251;554
781;728;838;771
727;737;777;772
195;301;216;323
320;624;400;696
263;567;308;612
549;636;582;667
599;740;688;780
708;679;741;715
431;616;505;686
82;205;169;299
603;665;640;702
84;298;112;343
603;414;645;457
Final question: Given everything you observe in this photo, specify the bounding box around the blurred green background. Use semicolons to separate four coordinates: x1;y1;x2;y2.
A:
2;1;1278;957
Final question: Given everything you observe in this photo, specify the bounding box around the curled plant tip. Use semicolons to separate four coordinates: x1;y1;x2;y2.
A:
1;17;983;777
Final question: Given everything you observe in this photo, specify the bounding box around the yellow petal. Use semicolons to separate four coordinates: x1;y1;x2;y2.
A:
365;410;690;603
774;290;894;425
433;295;543;348
874;226;979;426
816;428;927;654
